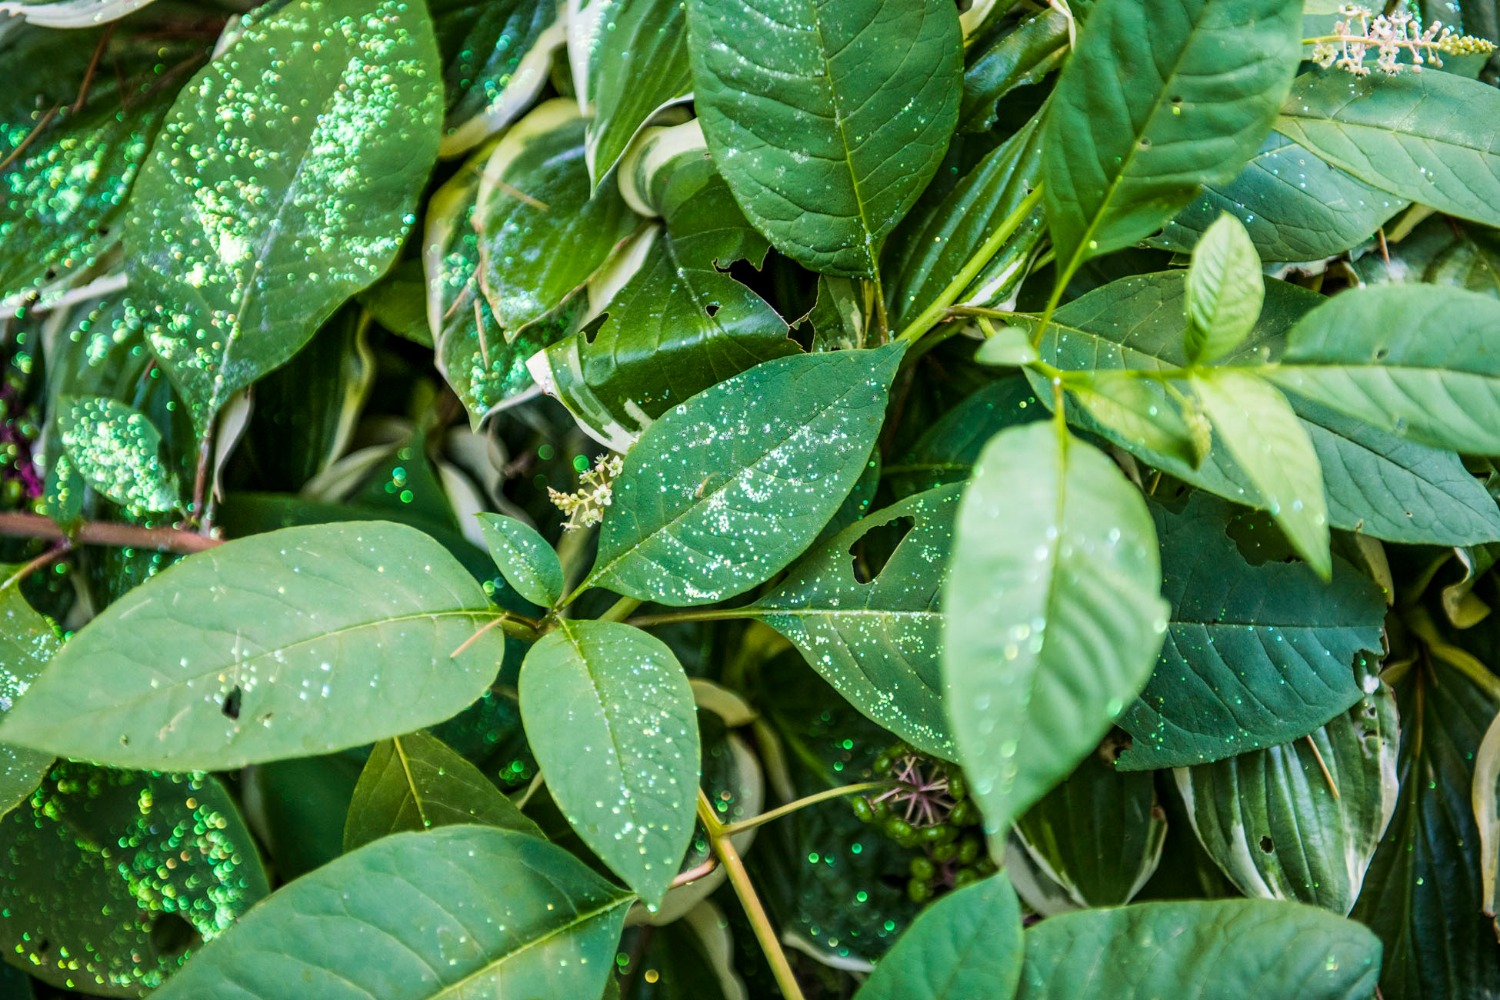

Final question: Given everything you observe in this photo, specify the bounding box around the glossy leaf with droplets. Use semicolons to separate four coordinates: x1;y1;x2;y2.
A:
476;513;562;608
57;396;181;514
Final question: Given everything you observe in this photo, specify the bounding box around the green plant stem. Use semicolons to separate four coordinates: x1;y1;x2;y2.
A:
627;607;755;628
697;790;806;1000
598;596;642;624
0;511;222;553
719;781;892;837
895;182;1045;346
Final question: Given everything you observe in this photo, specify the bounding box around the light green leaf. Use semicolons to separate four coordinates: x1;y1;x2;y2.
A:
855;873;1023;1000
1066;370;1207;469
1117;495;1385;770
976;326;1040;368
1192;369;1330;577
476;99;639;333
1017;899;1382;999
520;621;699;907
343;731;542;851
1185;214;1264;362
476;513;562;608
1275;69;1500;230
1014;744;1166;907
959;8;1069;133
685;0;962;277
431;0;562;156
1148;131;1406;262
749;486;961;760
1177;686;1399;915
1041;0;1301;279
589;346;902;606
944;423;1167;839
0;522;508;771
153;827;632;1000
1269;284;1500;455
0;765;268;997
57;396;181;513
0;565;56;819
127;0;443;429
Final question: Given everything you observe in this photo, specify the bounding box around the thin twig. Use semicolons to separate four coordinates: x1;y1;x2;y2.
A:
72;24;116;114
0;104;60;175
668;857;718;889
1;543;70;591
720;781;893;838
0;512;220;553
1304;735;1341;800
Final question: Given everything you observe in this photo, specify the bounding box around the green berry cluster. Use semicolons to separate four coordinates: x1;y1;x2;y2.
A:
852;744;996;903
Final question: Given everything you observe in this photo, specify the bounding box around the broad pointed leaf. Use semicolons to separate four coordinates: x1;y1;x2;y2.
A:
0;566;56;818
127;0;443;429
588;346;902;605
153;827;632;1000
343;731;542;850
477;513;562;608
1041;0;1301;279
57;396;181;514
1185;214;1264;362
685;0;962;277
944;423;1167;838
519;621;699;907
0;522;509;771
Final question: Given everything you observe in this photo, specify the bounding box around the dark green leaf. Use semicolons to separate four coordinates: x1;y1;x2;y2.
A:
519;621;699;907
243;753;363;881
127;0;443;428
154;827;632;1000
431;0;561;155
887;377;1043;498
1;522;508;770
477;513;562;608
959;9;1069;133
686;0;962;276
588;347;902;605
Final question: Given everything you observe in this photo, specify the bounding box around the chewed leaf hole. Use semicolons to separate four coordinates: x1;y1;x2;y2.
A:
222;686;242;720
148;912;200;958
851;516;914;583
1259;835;1275;853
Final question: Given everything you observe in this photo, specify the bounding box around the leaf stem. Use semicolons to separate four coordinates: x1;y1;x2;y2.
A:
895;183;1045;346
719;781;892;837
1;543;71;591
598;596;642;624
0;512;221;554
668;856;719;889
697;790;806;1000
627;607;756;628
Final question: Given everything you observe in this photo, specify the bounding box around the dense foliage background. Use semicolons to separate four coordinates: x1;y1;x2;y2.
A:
1;0;1500;996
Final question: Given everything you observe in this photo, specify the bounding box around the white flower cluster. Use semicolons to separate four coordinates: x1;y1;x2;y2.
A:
1310;5;1495;76
548;453;624;530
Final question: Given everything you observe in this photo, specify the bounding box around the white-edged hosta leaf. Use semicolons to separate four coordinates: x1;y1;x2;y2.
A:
685;0;962;277
0;522;509;771
476;513;562;608
343;730;542;850
1041;0;1302;280
127;0;443;430
431;0;562;156
519;621;699;908
1177;686;1399;914
153;827;632;1000
1017;899;1382;999
1185;214;1264;362
0;0;152;26
749;486;961;760
944;423;1167;840
1275;69;1500;230
1117;494;1385;770
475;99;638;333
1191;369;1330;578
587;346;902;606
1477;705;1500;931
855;873;1023;1000
1268;284;1500;456
57;396;181;513
0;565;56;819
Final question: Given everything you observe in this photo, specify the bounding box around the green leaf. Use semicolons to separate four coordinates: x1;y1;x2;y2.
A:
56;396;181;513
0;566;56;819
1353;658;1500;998
1191;369;1330;578
343;731;541;850
476;99;638;333
685;0;962;277
476;513;562;608
1016;899;1382;999
1014;743;1166;907
1148;131;1406;262
0;522;508;771
431;0;562;155
244;753;363;881
976;326;1039;368
1275;69;1500;230
577;0;692;184
887;377;1043;498
127;0;443;429
1041;0;1301;279
1177;686;1399;915
1269;284;1500;455
1185;214;1264;362
959;8;1070;134
519;621;699;907
944;423;1167;838
0;764;269;997
855;873;1023;1000
535;166;799;451
749;486;961;760
1117;494;1385;770
1351;214;1500;299
1066;370;1207;469
153;827;632;1000
589;346;902;606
